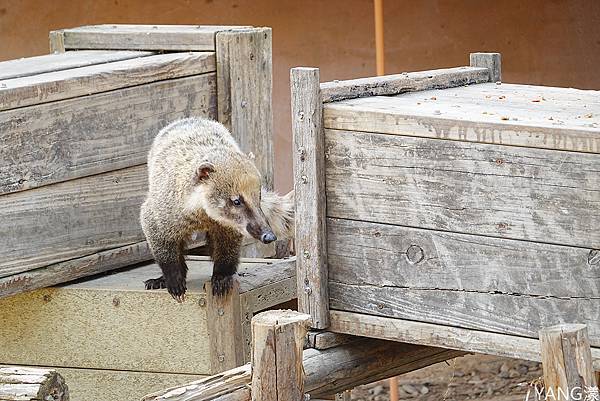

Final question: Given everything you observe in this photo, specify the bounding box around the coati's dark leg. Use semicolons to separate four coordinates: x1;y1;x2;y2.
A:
207;225;243;297
144;239;188;302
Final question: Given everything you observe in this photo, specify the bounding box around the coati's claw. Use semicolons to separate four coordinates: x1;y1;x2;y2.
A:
166;279;187;303
144;276;166;290
211;274;233;297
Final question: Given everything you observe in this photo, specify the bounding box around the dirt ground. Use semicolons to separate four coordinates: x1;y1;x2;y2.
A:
352;354;543;401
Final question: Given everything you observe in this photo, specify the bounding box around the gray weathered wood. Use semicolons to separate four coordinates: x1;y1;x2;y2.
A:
291;67;329;329
251;311;311;401
0;50;150;81
329;311;600;371
49;30;66;53
216;28;274;189
0;365;69;401
306;331;357;350
1;52;216;111
206;280;244;374
56;25;251;51
327;218;600;298
540;325;598;400
323;83;600;154
470;52;501;82
142;338;463;400
320;66;489;103
329;282;600;347
325;129;600;249
0;73;216;195
0;165;148;278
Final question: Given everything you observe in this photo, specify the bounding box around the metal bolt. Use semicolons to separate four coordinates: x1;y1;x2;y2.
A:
303;250;311;259
198;298;206;307
218;308;224;316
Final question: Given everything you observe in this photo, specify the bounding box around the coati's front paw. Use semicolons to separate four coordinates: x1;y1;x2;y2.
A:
211;274;234;297
165;275;187;303
144;276;166;290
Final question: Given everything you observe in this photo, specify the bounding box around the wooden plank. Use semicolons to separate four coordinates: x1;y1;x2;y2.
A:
0;73;217;195
216;28;274;189
0;366;68;401
206;280;244;374
0;285;211;374
323;84;600;154
329;311;600;371
306;331;357;350
57;25;251;51
291;67;329;329
329;282;600;347
320;66;489;103
0;50;151;81
327;218;600;298
540;325;597;400
49;30;65;53
324;129;600;249
470;52;501;82
0;52;216;111
0;165;148;278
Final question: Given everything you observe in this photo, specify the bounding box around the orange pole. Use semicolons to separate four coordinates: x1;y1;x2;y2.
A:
389;376;399;401
374;0;385;76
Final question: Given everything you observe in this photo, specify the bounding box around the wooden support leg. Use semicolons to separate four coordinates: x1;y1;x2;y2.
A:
0;365;69;401
540;324;598;401
251;310;312;401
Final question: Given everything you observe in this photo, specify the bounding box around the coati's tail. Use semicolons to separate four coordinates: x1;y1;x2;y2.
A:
261;189;295;240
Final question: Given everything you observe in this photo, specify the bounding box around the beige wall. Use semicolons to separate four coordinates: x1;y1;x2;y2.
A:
1;0;599;191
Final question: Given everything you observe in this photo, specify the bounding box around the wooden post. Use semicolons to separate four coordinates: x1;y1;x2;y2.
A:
251;310;311;401
206;280;245;374
540;324;597;401
470;52;501;83
49;30;65;53
0;365;69;401
216;28;274;190
291;67;330;329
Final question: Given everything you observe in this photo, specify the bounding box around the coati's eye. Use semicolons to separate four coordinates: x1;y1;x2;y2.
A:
232;197;242;206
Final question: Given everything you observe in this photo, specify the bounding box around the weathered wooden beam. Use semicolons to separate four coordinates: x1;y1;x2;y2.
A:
470;52;501;82
0;365;69;401
251;311;311;401
142;337;464;400
216;28;274;189
320;66;489;103
306;331;357;350
291;67;329;329
540;325;598;401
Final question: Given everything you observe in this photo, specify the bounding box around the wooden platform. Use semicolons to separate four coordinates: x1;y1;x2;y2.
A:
0;256;296;401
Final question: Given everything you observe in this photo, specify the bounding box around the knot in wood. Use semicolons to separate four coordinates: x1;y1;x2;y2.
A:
588;250;600;266
405;245;425;265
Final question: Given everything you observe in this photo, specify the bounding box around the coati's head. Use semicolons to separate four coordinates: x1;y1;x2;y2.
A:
187;155;277;244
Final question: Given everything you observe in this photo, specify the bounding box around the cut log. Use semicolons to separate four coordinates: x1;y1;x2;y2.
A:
0;365;69;401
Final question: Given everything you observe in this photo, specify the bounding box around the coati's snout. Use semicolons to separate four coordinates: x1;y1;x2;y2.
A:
246;221;277;244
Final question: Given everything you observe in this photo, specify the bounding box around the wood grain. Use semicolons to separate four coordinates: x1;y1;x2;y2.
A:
56;25;251;51
324;129;600;249
327;218;600;298
216;28;274;189
470;52;501;82
0;365;68;401
329;310;600;371
291;67;330;329
0;52;216;111
0;73;216;195
0;50;150;81
320;66;489;103
323;83;600;154
0;165;148;278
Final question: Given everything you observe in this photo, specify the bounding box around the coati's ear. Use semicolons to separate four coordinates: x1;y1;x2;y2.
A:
195;162;215;183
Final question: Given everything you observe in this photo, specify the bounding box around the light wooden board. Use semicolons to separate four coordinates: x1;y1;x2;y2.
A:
0;73;217;195
324;83;600;154
329;282;600;347
216;28;274;189
0;165;148;278
320;66;490;103
0;52;216;111
58;25;251;51
327;218;600;298
324;129;600;249
0;50;151;81
329;311;600;371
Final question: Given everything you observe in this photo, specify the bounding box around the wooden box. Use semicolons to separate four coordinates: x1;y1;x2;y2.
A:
291;54;600;368
0;24;274;299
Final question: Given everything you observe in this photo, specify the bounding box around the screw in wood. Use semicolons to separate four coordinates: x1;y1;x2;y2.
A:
304;287;312;295
301;175;308;183
218;308;225;316
303;250;311;259
112;297;120;307
218;354;225;363
198;298;206;307
588;250;600;266
298;111;305;121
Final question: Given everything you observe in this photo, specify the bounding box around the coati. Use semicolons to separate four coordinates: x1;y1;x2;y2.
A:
140;117;294;300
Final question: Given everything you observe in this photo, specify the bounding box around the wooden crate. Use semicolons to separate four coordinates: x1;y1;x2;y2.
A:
291;54;600;367
0;25;274;299
0;256;296;401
